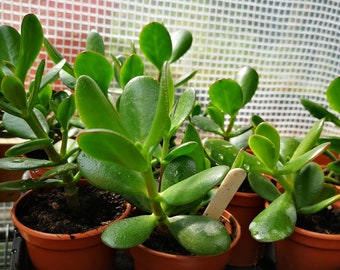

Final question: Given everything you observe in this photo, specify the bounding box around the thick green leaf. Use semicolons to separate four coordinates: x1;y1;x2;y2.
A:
119;76;161;144
169;88;195;135
38;163;78;180
77;152;146;196
0;179;63;191
5;138;53;157
161;165;229;206
168;215;230;255
75;75;126;134
278;142;329;174
0;157;52;170
248;135;277;172
161;156;197;191
77;130;149;172
248;172;281;202
120;54;144;88
298;193;340;214
206;105;225;130
169;30;192;63
16;14;43;82
40;58;66;90
163;142;197;164
174;70;198;88
249;192;296;242
57;95;75;130
234;66;259;106
326;77;340;114
139;22;172;71
192;116;224;137
0;26;20;72
255;122;280;159
74;51;113;96
294;162;324;209
280;137;300;163
209;79;243;117
102;215;157;248
1;75;27;111
86;30;105;55
291;119;324;160
3;109;49;139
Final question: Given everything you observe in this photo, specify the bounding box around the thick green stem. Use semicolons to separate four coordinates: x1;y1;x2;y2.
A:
158;135;171;191
224;114;236;141
143;168;164;218
275;174;294;193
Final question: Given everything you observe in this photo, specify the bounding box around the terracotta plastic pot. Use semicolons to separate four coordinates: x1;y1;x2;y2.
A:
129;210;241;270
226;191;265;266
275;225;340;270
11;190;131;270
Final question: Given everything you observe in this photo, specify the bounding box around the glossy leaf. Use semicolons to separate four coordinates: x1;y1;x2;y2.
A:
74;51;113;96
57;95;75;130
102;215;157;248
298;193;340;214
1;75;27;111
249;192;296;242
168;215;230;255
120;54;144;88
0;26;20;72
326;77;340;114
234;66;259;105
169;88;195;135
191;115;224;136
255;122;280;159
161;165;229;206
119;76;161;144
0;157;52;170
139;22;172;71
280;137;299;163
5;138;53;157
174;70;198;88
163;142;198;164
86;30;105;55
161;156;197;191
77;130;149;172
294;162;324;209
248;172;281;202
208;79;243;117
0;179;63;191
16;14;43;82
206;105;225;130
75;75;126;134
77;152;146;196
169;30;192;63
38;163;78;180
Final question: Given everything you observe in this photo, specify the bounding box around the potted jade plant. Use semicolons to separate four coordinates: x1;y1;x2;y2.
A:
74;22;243;270
0;14;130;270
246;118;340;270
191;68;267;267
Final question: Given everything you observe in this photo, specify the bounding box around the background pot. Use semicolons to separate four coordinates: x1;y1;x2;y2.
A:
129;210;241;270
226;191;265;266
11;189;131;270
275;221;340;270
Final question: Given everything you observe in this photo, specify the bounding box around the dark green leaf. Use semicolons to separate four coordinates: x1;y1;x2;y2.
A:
192;115;224;137
86;30;105;55
234;66;259;106
248;172;281;202
120;54;144;88
174;70;197;88
1;75;27;111
5;138;53;157
0;26;20;72
169;30;192;63
326;77;340;114
0;157;52;170
206;105;225;130
57;95;75;130
164;142;197;164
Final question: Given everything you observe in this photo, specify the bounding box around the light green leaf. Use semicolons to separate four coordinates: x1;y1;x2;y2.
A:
164;142;197;164
5;138;53;157
248;172;280;202
169;30;192;63
234;66;259;106
326;77;340;114
86;30;105;55
1;75;27;111
168;215;230;255
192;116;224;137
102;215;157;249
120;54;144;88
57;95;75;130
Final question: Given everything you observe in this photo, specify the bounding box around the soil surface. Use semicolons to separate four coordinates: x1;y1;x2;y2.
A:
296;206;340;234
16;184;127;234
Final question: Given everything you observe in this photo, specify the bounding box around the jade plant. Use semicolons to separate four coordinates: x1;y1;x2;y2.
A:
301;76;340;186
0;14;82;211
203;118;340;241
192;66;259;145
74;22;235;255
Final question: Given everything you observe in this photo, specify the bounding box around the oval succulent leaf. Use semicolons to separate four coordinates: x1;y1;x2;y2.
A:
248;172;281;202
86;30;105;55
192;115;224;137
74;51;113;97
77;130;149;172
169;29;193;63
0;157;52;170
57;94;76;130
326;77;340;114
167;215;230;255
164;141;198;164
206;105;225;130
5;138;53;157
249;192;296;242
120;54;144;88
102;215;157;249
208;79;243;117
139;22;172;71
1;75;27;111
234;66;259;106
294;162;324;209
161;165;229;206
16;14;43;82
0;26;20;71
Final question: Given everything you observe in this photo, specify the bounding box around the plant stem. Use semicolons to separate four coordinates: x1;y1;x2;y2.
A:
224;114;236;140
143;168;164;218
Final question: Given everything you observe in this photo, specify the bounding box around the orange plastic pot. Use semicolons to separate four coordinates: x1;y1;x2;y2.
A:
11;190;131;270
275;225;340;270
226;191;265;266
129;210;241;270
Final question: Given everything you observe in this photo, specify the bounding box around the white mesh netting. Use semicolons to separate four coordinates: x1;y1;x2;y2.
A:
1;0;339;137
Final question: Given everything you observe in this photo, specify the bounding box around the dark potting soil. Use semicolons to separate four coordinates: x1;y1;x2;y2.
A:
296;206;340;234
16;185;127;234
